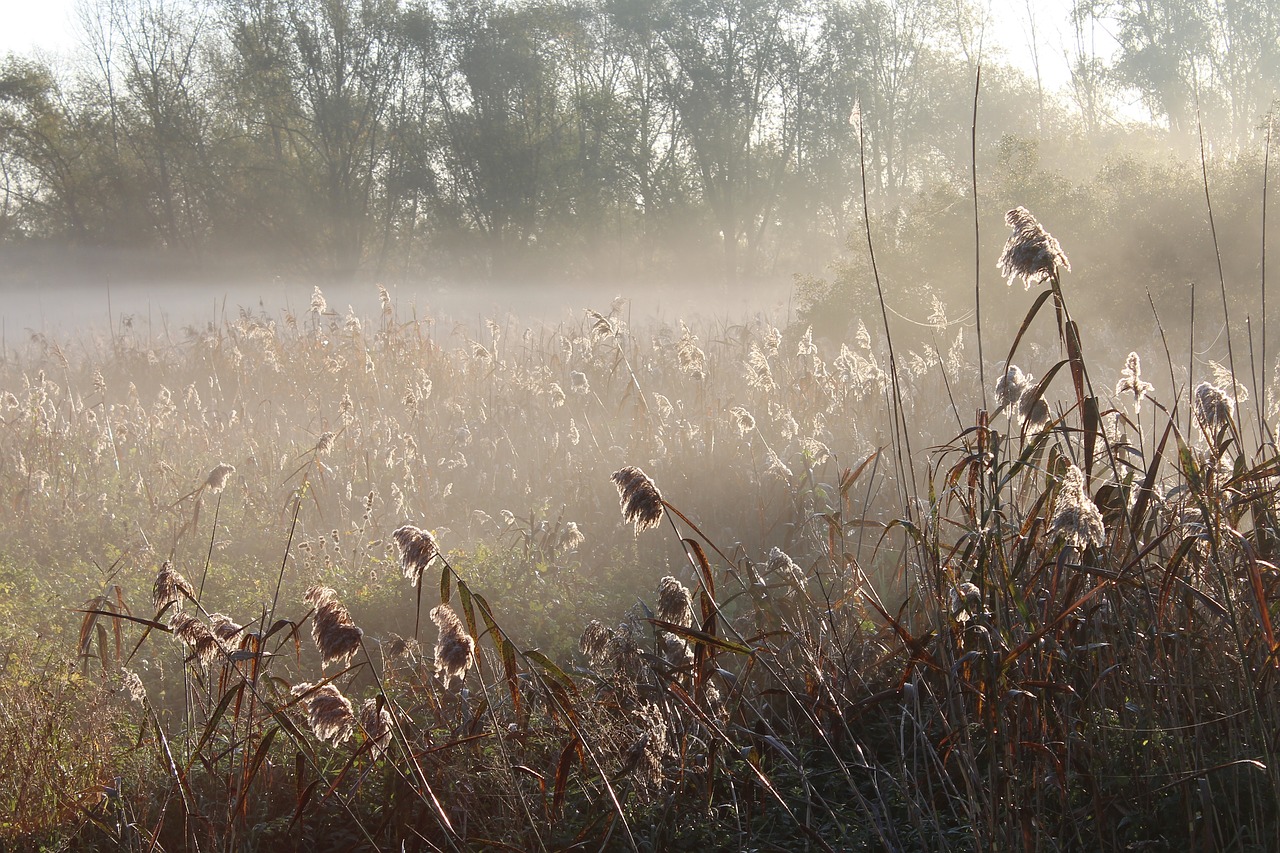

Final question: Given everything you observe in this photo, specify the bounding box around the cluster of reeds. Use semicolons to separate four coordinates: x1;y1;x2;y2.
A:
4;195;1280;849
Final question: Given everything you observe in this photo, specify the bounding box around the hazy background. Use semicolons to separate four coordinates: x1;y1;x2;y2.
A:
0;0;1275;348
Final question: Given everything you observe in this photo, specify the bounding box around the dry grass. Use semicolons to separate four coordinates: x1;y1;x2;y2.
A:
1;208;1279;850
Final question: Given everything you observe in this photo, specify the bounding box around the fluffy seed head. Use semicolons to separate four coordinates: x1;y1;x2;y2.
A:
392;525;439;586
205;463;235;493
656;576;694;627
315;431;336;456
153;561;195;613
766;547;807;594
305;586;363;668
579;619;613;667
430;604;474;688
612;466;664;533
1194;382;1233;433
1049;463;1106;551
208;613;245;644
998;207;1071;288
169;613;222;667
995;365;1030;409
359;697;394;757
948;582;982;623
1115;352;1154;404
730;407;756;437
292;682;355;744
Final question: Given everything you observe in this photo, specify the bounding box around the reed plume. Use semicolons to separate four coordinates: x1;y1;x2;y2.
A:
998;207;1071;288
656;576;694;627
204;463;235;493
948;582;982;623
169;613;222;667
1194;381;1233;432
612;466;664;533
152;561;195;613
305;586;363;668
1048;462;1106;551
430;604;474;688
359;698;394;757
292;682;355;745
392;525;439;586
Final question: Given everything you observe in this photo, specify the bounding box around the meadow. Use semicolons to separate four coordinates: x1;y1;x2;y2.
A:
2;207;1280;851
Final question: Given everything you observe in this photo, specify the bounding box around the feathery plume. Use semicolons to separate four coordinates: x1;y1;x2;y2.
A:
948;582;982;623
998;207;1070;288
204;463;235;493
730;407;756;437
359;698;394;757
1115;352;1154;404
766;547;807;594
656;576;694;627
314;431;336;456
392;525;439;586
611;466;664;533
1048;463;1106;551
169;613;222;667
305;586;363;668
292;682;355;745
208;613;245;645
995;365;1031;410
430;604;474;688
579;619;613;667
153;561;195;613
1194;382;1233;433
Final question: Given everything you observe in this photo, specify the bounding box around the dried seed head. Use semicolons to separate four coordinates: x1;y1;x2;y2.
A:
579;619;613;667
122;669;147;705
359;697;394;757
677;324;707;379
570;371;590;394
205;463;235;493
383;632;419;661
1194;382;1233;433
995;365;1031;410
208;613;245;644
730;406;756;437
663;633;694;668
656;576;694;627
310;286;328;315
305;586;363;668
169;612;222;667
948;582;982;623
611;466;664;533
315;431;337;456
1018;389;1052;432
430;604;474;688
633;702;669;788
1048;463;1106;551
559;521;585;552
153;561;195;613
392;525;439;586
998;207;1071;288
292;682;355;744
766;547;807;594
1115;352;1154;404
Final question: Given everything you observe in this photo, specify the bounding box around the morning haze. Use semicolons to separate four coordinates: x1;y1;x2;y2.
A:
0;0;1278;850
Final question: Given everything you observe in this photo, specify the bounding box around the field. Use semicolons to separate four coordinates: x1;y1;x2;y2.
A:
3;209;1280;851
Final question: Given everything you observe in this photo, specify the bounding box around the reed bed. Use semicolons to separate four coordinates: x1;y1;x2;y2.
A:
1;208;1280;850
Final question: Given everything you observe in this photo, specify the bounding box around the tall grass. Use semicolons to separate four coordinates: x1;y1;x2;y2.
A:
1;202;1279;850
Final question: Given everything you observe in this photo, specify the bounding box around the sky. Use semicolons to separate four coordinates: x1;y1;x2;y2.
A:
0;0;1102;94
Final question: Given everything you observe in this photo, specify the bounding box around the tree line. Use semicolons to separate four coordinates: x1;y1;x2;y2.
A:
0;0;1275;283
